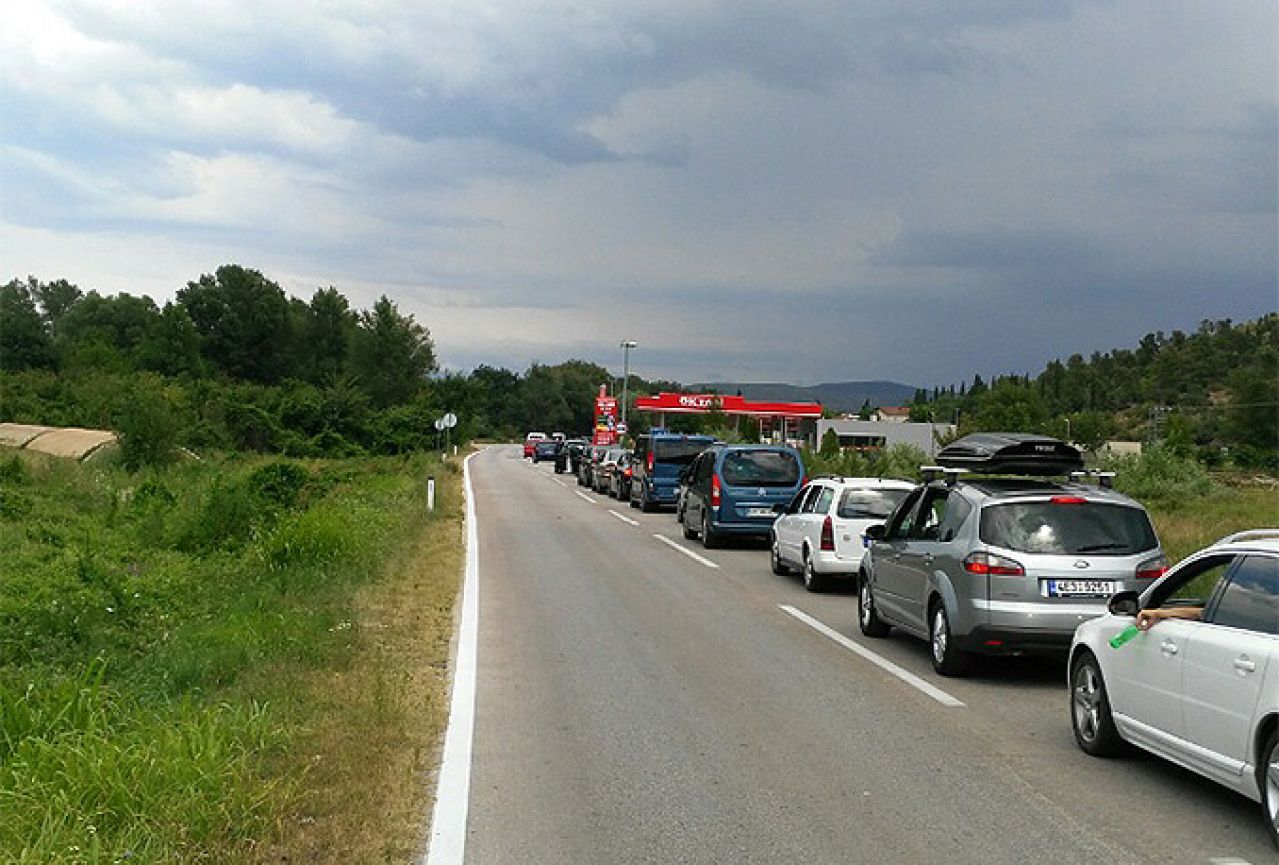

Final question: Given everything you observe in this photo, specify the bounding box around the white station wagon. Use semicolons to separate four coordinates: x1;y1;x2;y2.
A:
1068;530;1279;847
770;477;914;592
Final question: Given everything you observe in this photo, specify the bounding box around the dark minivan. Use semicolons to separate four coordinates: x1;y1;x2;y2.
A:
629;432;715;512
681;444;806;548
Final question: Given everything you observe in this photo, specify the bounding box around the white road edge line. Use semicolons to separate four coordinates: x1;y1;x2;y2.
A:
778;605;965;708
1209;858;1255;864
609;510;639;526
424;452;481;865
653;534;720;569
575;490;596;504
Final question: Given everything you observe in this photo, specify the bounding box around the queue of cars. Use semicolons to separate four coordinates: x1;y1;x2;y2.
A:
525;428;1278;842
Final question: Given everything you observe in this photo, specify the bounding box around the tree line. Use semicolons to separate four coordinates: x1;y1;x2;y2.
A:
904;315;1277;468
0;267;692;464
2;266;1274;469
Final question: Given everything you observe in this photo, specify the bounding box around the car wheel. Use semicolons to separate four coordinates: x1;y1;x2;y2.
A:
1260;729;1279;849
770;535;789;575
929;602;971;677
858;574;890;637
1070;651;1125;757
802;548;827;593
641;497;655;513
701;510;720;549
629;495;640;509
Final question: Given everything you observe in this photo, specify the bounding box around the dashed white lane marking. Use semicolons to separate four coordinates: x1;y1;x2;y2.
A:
575;490;596;504
779;605;965;708
653;534;720;569
424;453;481;864
609;510;639;526
1209;857;1255;864
550;477;566;487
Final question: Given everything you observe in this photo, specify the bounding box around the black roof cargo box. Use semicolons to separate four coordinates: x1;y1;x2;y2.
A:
936;432;1083;476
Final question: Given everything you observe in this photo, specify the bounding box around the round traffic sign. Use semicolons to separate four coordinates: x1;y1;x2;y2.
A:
442;412;458;429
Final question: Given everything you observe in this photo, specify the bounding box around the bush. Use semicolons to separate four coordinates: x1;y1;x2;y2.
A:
116;381;180;471
1104;445;1215;502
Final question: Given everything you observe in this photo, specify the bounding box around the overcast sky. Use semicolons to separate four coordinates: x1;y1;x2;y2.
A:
2;1;1275;388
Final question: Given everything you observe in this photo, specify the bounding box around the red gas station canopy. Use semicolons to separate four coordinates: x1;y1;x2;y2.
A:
634;392;823;418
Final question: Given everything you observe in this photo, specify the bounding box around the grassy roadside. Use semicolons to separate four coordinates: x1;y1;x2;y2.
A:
0;448;465;864
1145;482;1278;564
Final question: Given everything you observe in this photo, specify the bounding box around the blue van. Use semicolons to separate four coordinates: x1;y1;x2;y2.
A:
681;444;806;548
629;432;715;512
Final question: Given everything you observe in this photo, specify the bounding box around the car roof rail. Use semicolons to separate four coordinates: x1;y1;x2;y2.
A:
1069;469;1117;489
1214;528;1279;546
920;465;968;486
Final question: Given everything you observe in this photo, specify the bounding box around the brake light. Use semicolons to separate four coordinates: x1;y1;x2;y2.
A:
711;473;721;508
963;551;1025;577
820;515;835;551
647;451;654;473
624;466;632;478
1136;554;1168;579
1050;496;1087;505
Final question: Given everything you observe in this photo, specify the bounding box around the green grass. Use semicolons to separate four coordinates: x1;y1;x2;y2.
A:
0;449;451;864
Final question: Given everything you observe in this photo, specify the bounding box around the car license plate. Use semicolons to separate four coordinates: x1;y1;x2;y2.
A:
1043;579;1118;598
746;507;775;518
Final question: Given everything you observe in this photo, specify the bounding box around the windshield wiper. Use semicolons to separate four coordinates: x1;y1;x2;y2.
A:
1075;543;1129;553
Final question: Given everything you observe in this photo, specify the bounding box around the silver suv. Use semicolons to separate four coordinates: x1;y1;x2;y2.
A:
859;433;1166;675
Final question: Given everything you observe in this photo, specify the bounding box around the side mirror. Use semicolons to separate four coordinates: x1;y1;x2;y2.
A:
864;524;886;542
1108;591;1140;617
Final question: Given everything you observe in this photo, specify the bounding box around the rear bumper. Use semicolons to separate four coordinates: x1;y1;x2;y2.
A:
955;625;1076;655
710;520;773;539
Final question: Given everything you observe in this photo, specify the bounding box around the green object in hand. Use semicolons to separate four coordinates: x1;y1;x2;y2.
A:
1109;623;1140;649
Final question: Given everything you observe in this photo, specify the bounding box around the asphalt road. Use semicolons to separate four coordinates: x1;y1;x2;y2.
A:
459;445;1270;864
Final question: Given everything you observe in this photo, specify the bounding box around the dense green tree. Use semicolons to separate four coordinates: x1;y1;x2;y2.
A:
0;280;55;371
349;295;437;408
303;287;356;383
32;278;83;332
178;265;295;383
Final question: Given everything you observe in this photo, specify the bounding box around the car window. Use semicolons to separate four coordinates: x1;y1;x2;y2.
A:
787;486;812;515
698;452;716;482
935;495;971;542
979;501;1157;555
910;489;950;541
720;450;801;487
1207;555;1279;635
885;488;924;541
653;439;709;465
837;488;908;520
1149;554;1236;610
800;486;821;514
814;486;835;514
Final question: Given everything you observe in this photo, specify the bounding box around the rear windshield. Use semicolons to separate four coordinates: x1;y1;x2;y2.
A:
720;450;801;487
979;501;1157;555
653;439;709;465
838;488;910;519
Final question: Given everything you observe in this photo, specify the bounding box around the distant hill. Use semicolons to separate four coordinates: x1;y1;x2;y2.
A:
693;380;919;414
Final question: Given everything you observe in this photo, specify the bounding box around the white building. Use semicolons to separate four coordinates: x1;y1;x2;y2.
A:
815;418;954;456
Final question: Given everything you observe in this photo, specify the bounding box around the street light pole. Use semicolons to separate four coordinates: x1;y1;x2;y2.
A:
620;339;637;433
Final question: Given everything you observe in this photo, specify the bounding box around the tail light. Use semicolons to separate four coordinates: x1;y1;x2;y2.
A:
820;516;835;551
647;451;654;473
1136;554;1168;579
624;466;632;478
711;473;721;509
963;551;1025;577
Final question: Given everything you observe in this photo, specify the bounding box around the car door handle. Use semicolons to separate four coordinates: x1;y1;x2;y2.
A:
1160;640;1178;656
1234;657;1257;674
922;553;934;566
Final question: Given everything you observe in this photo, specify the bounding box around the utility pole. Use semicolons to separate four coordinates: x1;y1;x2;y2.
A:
620;340;637;433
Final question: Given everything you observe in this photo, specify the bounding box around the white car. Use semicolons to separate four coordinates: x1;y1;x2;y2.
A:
1069;530;1279;847
769;477;914;592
